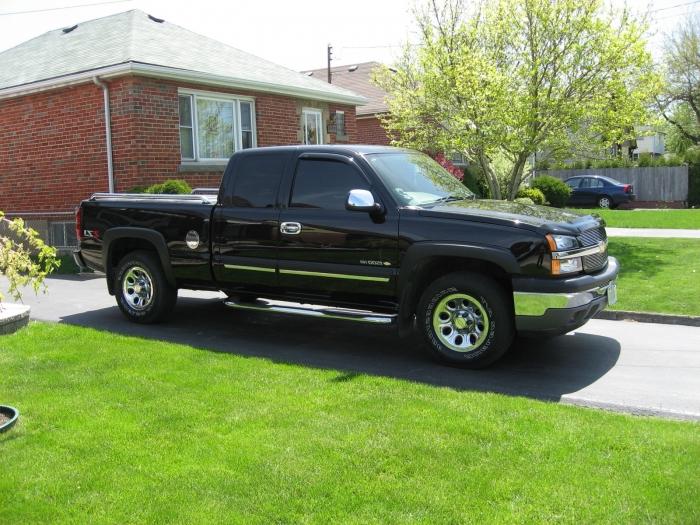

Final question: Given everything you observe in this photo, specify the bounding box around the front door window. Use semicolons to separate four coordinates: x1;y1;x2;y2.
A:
302;109;323;145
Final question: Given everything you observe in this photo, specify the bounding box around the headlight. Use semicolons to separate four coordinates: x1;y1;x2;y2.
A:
547;234;578;251
554;257;583;274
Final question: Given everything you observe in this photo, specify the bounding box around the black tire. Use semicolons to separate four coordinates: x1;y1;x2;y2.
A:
417;272;514;368
598;196;612;209
114;250;177;324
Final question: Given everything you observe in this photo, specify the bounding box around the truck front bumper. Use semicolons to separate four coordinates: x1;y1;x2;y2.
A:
512;256;619;336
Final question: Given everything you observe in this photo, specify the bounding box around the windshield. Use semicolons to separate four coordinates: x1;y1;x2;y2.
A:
366;152;475;206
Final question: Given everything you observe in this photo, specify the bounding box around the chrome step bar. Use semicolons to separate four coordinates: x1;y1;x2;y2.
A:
224;298;396;325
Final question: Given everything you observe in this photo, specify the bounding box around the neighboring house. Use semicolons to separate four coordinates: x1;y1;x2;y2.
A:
303;62;391;145
0;10;365;248
631;126;665;158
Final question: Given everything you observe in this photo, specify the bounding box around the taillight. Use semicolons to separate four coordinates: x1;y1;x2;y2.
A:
75;206;83;241
623;184;633;194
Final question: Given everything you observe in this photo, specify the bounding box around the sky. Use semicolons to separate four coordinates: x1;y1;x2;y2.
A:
0;0;698;70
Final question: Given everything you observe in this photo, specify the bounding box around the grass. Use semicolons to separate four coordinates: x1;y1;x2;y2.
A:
609;238;700;316
567;208;700;229
1;323;699;524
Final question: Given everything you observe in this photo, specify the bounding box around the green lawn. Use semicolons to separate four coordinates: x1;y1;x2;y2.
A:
567;208;700;229
1;323;699;524
609;238;700;316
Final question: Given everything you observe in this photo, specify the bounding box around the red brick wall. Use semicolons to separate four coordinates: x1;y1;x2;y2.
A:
356;115;390;145
0;83;108;212
0;75;359;213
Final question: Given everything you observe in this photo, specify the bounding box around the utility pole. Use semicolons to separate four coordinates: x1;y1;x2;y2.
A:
327;43;333;83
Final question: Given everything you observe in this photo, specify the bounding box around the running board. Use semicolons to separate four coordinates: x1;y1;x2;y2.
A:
224;298;396;325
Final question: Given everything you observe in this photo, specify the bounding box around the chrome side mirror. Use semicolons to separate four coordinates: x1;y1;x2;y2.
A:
346;189;383;214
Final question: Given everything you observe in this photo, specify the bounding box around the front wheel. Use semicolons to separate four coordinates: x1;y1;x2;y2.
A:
417;272;514;368
114;250;177;324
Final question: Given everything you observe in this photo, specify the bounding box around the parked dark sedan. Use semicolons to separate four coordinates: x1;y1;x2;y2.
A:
565;175;636;208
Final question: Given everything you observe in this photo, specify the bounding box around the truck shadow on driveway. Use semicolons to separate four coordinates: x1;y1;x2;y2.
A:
60;295;621;402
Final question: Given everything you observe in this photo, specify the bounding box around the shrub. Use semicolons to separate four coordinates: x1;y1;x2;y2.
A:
0;213;60;303
145;179;192;195
637;153;653;167
530;175;572;207
689;163;700;207
653;156;667;167
516;187;546;205
514;197;535;205
684;146;700;165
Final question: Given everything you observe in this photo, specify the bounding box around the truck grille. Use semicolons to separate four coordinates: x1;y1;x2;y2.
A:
578;226;606;247
577;226;608;272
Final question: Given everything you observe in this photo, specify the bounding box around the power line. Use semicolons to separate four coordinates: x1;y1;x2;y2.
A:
649;0;700;13
0;0;132;17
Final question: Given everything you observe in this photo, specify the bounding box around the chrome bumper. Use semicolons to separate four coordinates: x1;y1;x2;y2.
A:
513;281;614;317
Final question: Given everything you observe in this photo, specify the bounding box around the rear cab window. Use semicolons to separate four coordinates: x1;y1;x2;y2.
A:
221;153;287;207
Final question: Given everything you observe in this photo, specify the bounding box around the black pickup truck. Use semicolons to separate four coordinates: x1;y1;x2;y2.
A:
75;145;618;368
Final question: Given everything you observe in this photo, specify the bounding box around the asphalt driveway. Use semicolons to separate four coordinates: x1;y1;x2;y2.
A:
5;274;700;420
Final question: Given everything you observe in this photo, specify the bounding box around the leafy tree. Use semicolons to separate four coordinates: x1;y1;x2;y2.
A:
1;213;59;304
375;0;660;199
658;15;700;148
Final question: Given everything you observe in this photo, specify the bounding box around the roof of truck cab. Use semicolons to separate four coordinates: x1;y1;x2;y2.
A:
232;145;412;156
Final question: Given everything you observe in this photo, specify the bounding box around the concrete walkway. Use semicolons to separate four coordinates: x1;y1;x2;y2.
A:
607;227;700;238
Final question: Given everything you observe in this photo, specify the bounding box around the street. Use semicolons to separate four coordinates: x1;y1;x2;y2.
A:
5;274;700;420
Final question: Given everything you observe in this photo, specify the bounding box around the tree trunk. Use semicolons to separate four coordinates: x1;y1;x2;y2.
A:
507;154;530;200
477;152;501;200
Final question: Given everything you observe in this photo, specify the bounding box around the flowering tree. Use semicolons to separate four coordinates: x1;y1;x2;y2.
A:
376;0;660;200
0;212;59;304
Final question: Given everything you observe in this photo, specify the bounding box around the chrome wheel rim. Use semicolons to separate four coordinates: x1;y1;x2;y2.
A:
122;266;154;311
599;197;610;208
432;293;489;352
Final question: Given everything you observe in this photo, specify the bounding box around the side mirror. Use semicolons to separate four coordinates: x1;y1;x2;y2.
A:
346;189;383;214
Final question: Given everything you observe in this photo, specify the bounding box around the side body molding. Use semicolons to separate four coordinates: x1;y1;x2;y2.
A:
102;227;177;294
397;242;521;329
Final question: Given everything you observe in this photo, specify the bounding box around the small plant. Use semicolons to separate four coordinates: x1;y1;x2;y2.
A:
145;179;192;195
513;197;535;205
530;176;572;208
516;187;546;205
0;212;60;304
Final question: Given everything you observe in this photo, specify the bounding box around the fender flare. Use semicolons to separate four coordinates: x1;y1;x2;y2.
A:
102;227;177;293
397;242;520;329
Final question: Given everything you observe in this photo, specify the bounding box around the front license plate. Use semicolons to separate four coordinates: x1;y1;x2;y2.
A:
607;281;617;305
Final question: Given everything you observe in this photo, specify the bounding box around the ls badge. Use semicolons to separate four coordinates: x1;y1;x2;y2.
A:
185;230;200;250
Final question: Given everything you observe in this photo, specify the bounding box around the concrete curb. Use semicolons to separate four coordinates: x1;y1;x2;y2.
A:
595;309;700;327
0;303;31;335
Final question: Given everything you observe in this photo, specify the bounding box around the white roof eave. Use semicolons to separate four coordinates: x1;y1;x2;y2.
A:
0;61;368;105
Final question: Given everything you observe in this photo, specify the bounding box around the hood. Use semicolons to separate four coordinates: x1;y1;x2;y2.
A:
417;199;601;233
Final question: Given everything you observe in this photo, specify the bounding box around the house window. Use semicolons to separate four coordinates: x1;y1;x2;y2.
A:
302;108;323;145
178;91;256;161
335;111;346;138
50;222;78;248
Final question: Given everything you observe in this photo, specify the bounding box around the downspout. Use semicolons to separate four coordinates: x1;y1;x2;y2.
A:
92;76;114;193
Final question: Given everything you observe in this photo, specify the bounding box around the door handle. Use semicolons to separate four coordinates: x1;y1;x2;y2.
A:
280;222;302;235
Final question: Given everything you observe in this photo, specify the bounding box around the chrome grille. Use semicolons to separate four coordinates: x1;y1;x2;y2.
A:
578;226;608;272
578;226;607;247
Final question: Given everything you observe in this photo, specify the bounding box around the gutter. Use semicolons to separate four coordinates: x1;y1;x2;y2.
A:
0;62;368;106
92;76;115;193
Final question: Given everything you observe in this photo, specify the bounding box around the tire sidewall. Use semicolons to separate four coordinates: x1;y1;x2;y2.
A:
115;252;171;323
418;273;513;367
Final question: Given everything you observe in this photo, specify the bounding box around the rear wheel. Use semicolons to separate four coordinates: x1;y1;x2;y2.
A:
598;196;612;209
417;272;514;368
115;250;177;324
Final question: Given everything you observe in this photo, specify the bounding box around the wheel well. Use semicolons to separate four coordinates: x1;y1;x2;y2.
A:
402;257;513;319
106;238;159;294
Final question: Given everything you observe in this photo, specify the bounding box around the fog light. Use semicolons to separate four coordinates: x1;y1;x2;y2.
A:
558;257;583;274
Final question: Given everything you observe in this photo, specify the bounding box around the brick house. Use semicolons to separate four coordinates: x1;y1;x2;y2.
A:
303;62;391;146
0;10;365;247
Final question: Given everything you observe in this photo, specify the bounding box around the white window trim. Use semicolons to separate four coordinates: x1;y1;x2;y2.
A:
302;107;324;145
178;88;257;163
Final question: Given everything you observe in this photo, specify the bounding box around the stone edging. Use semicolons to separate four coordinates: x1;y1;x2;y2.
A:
0;303;31;335
595;309;700;327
